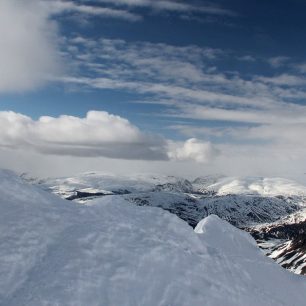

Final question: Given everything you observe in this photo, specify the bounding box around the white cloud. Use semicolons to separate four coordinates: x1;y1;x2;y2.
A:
295;63;306;74
1;110;306;181
168;138;216;163
238;55;256;62
59;36;306;148
67;37;222;82
62;37;306;114
255;74;306;86
41;0;141;21
86;0;236;16
0;110;221;165
0;0;60;92
0;111;168;160
61;76;273;109
267;56;290;68
178;102;306;125
62;38;282;109
2;2;306;180
166;118;306;180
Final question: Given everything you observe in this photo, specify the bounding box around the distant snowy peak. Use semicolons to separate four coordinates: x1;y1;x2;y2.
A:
39;172;194;199
193;174;225;189
28;172;306;198
35;172;306;228
153;179;193;193
193;176;306;197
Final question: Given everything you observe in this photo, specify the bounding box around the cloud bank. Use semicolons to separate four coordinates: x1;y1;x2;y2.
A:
0;111;170;160
0;111;215;163
1;109;306;181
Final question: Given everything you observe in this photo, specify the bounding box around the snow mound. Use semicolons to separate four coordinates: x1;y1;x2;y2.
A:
195;214;258;254
1;170;306;306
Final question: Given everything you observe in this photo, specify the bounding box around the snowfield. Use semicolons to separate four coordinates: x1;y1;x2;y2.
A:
38;172;306;227
40;172;306;198
1;170;306;306
193;175;306;196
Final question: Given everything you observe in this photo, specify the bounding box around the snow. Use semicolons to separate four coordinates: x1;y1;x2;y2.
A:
42;172;192;197
1;170;306;305
296;262;306;275
38;173;306;229
35;172;306;198
195;176;306;197
195;215;258;253
35;172;306;275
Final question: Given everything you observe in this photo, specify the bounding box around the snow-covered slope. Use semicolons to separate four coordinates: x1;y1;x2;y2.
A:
193;176;306;274
193;176;306;197
38;173;306;227
1;170;306;305
39;172;193;199
249;219;306;275
125;192;301;227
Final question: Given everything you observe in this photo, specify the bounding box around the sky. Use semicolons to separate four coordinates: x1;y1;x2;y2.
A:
1;0;306;181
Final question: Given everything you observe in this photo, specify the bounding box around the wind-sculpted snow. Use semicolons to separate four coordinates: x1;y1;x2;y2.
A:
1;170;306;306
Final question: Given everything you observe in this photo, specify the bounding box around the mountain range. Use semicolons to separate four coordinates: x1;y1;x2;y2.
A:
32;172;306;275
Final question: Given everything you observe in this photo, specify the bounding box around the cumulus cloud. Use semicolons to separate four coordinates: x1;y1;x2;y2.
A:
0;109;305;180
0;110;220;164
0;0;60;93
168;138;217;163
0;111;168;160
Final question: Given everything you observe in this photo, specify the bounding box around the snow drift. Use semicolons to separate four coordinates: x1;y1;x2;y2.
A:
0;170;306;306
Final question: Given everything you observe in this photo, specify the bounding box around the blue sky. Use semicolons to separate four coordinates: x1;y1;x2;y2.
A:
1;0;306;179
